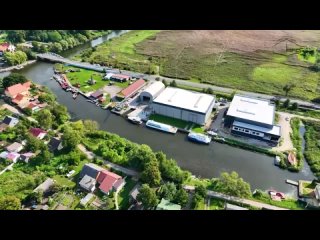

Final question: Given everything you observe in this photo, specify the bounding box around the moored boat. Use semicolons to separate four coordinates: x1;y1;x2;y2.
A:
145;120;178;134
188;132;211;144
287;152;297;166
73;93;78;99
128;116;143;125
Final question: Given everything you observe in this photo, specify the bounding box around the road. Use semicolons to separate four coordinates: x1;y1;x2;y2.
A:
0;60;36;73
278;111;320;122
206;190;288;210
37;53;320;109
77;144;140;178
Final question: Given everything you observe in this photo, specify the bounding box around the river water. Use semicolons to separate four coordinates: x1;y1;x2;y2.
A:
0;31;315;195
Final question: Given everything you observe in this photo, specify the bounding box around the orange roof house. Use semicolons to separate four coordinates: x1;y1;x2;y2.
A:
5;81;31;98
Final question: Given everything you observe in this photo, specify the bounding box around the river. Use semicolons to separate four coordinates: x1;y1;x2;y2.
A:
0;31;315;196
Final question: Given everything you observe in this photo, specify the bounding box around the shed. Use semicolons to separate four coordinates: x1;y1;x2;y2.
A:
79;175;96;192
90;90;104;99
156;198;181;210
34;178;55;193
80;193;95;206
140;81;165;102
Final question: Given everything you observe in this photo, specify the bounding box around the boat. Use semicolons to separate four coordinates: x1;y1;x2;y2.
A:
73;93;78;99
188;132;211;144
274;156;281;166
268;190;286;199
207;130;218;137
287;152;297;166
128;116;143;125
86;99;94;103
145;120;178;134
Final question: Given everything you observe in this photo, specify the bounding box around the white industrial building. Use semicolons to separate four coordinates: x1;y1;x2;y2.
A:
224;95;281;143
140;81;165;102
151;87;215;125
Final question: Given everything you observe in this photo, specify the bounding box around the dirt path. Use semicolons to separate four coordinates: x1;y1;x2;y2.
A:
273;112;294;152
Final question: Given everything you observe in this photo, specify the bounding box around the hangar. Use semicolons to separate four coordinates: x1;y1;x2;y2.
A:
140;81;165;103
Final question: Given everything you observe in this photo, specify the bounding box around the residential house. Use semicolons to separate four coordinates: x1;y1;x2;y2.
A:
156;198;181;210
12;93;30;108
97;170;125;195
2;116;19;127
110;74;131;82
6;142;23;153
30;128;47;140
20;152;35;163
79;163;104;180
26;102;40;113
90;90;104;99
0;151;20;163
34;178;55;193
5;82;31;98
79;175;96;192
0;43;15;55
80;193;95;207
129;184;141;204
48;137;63;152
0;123;8;133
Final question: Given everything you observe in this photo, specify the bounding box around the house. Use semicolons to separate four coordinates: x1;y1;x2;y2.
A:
34;178;55;193
0;151;20;163
110;74;131;82
79;175;96;192
97;170;125;195
79;163;104;180
80;193;95;206
156;198;181;210
117;79;146;99
90;90;104;99
6;142;23;153
0;123;9;133
29;128;47;140
2;116;19;127
48;137;63;152
26;102;40;112
129;184;141;204
20;152;35;163
5;82;31;98
103;73;114;80
0;43;15;55
12;93;30;108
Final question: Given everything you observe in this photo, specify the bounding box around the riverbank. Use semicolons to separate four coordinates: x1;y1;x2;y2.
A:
0;60;36;73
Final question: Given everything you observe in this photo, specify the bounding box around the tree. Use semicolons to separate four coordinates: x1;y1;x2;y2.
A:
65;150;81;166
47;31;62;42
36;109;52;130
283;84;295;96
38;93;56;104
291;102;298;110
4;51;27;66
83;120;99;132
174;188;189;207
283;99;290;108
170;80;177;87
6;30;26;43
50;104;69;125
274;99;280;108
136;184;159;209
0;195;21;210
2;73;28;88
206;87;214;94
51;42;63;53
162;79;168;87
159;182;177;201
62;125;82;150
195;184;207;198
231;90;237;99
28;190;44;203
218;171;252;198
26;133;44;152
141;160;162;187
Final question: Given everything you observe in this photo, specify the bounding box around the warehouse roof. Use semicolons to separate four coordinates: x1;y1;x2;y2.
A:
233;121;281;136
141;81;165;98
227;95;275;125
153;87;215;114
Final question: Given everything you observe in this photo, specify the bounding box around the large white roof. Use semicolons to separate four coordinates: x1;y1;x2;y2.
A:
142;81;165;97
227;95;275;125
153;87;215;114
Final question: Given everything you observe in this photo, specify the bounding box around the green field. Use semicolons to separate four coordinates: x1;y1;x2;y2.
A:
117;178;137;210
53;175;76;188
66;69;105;93
79;30;320;101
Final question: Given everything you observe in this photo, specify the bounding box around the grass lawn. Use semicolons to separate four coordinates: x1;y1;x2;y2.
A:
297;53;317;64
117;177;137;210
301;181;316;196
149;114;190;129
191;125;205;134
195;198;206;210
61;194;74;206
209;198;225;210
0;33;7;43
252;195;304;210
53;175;76;188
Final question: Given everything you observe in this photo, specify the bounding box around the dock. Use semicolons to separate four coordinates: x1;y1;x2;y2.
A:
286;179;299;186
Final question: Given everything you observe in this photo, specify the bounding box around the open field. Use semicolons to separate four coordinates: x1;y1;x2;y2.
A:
82;30;320;101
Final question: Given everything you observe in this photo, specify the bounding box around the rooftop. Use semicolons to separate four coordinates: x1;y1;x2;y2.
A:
79;163;104;179
156;198;181;210
34;178;55;193
227;95;275;125
29;128;47;137
79;175;96;191
5;82;31;97
119;79;145;98
233;120;281;136
153;87;215;114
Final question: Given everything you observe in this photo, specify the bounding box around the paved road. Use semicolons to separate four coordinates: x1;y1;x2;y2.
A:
37;53;320;109
0;163;14;176
207;190;288;210
78;144;140;178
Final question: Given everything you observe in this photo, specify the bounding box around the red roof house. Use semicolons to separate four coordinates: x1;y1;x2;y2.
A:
118;79;146;99
12;93;25;104
30;128;47;139
5;81;31;98
97;170;124;195
0;43;10;52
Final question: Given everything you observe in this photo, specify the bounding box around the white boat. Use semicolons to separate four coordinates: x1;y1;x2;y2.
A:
73;93;78;99
128;116;143;125
146;120;178;134
188;132;211;144
207;130;218;137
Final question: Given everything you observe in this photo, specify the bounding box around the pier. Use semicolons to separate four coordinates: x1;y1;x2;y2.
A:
286;179;299;186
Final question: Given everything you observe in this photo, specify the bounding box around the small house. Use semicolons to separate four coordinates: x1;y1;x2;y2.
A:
156;198;181;210
5;82;31;98
79;175;96;192
2;116;19;127
97;170;125;195
80;193;95;207
0;151;20;163
129;184;141;204
79;163;104;180
26;103;40;112
6;142;23;153
110;74;131;82
90;90;104;99
29;128;47;140
48;137;63;152
20;152;35;163
34;178;55;193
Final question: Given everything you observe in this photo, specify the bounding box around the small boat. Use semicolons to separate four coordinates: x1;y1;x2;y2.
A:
287;152;297;166
268;190;286;199
73;93;78;99
274;156;281;166
146;120;178;134
188;132;211;144
207;130;218;137
128;116;143;125
87;99;94;103
66;88;72;92
95;102;100;107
